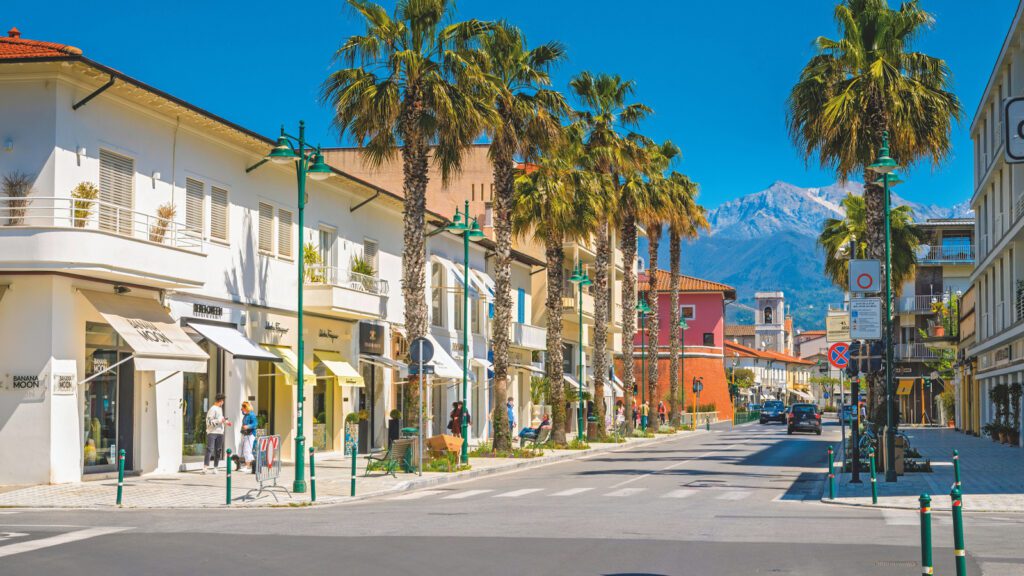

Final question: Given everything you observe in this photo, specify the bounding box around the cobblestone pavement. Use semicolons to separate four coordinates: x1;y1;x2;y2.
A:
827;427;1024;512
0;431;703;509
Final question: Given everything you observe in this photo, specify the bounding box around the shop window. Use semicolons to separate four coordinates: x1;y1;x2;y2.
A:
703;332;715;347
182;341;221;463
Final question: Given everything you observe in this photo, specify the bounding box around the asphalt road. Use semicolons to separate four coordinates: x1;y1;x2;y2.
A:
3;420;1022;575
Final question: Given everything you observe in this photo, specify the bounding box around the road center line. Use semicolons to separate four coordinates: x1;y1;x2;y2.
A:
0;526;129;559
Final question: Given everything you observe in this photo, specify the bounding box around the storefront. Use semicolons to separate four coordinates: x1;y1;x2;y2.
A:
307;317;363;453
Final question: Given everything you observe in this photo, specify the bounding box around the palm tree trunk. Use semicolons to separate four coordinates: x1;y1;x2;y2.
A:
490;150;514;450
668;228;682;427
621;213;638;435
545;230;567;445
400;100;428;424
646;225;661;428
592;222;611;438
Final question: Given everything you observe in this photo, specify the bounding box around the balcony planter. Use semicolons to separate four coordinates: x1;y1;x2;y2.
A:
930;325;945;338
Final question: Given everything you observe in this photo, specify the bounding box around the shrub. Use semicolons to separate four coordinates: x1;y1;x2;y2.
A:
2;171;33;226
71;182;98;227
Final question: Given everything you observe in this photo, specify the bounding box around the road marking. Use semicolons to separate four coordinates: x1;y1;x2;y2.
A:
662;489;696;499
605;488;646;497
0;512;20;515
442;489;492;500
715;490;751;501
0;526;128;559
495;489;543;498
551;488;593;497
607;438;753;489
391;490;445;501
881;509;950;526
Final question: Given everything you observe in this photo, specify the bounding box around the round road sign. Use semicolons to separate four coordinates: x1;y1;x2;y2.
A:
828;342;850;369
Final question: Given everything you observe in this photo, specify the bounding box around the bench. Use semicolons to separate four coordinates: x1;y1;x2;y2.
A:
365;437;415;477
519;426;551;448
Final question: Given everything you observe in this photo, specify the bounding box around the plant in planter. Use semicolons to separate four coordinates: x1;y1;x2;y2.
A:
350;256;376;292
149;202;176;243
304;244;324;283
1011;383;1022;445
71;182;99;227
2;171;33;226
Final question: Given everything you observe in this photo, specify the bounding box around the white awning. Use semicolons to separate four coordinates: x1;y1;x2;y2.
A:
788;389;813;401
468;269;495;302
187;321;279;362
359;354;408;378
259;345;315;385
81;290;208;373
609;374;626;396
563;373;580;390
314;351;364;387
431;255;479;298
427;335;464;380
511;363;545;376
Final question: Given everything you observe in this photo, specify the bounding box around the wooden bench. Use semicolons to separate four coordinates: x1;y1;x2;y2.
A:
365;437;415;477
519;426;551;448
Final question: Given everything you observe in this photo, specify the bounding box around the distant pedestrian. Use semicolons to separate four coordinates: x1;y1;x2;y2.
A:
641;402;650;430
506;397;516;434
657;401;667;426
235;401;257;473
203;394;231;474
448;402;461;437
616;405;625;428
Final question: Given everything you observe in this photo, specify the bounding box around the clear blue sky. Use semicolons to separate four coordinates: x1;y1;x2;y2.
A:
6;0;1016;208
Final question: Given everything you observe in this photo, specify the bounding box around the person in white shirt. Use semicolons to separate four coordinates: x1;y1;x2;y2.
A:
203;394;231;474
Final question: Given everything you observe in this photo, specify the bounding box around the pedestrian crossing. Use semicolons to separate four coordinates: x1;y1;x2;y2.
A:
388;487;755;502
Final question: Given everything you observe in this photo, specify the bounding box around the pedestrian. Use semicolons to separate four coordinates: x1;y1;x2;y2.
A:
641;402;650;430
657;401;667;426
203;394;231;474
616;405;625;428
506;397;516;434
236;401;257;473
448;402;461;437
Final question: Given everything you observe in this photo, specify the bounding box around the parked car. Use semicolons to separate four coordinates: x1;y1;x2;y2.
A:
788;403;822;435
760;401;786;424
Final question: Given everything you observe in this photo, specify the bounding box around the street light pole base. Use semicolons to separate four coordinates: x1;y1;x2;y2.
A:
293;480;307;493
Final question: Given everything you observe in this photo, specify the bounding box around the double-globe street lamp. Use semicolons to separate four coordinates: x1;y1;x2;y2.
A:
569;262;593;441
679;317;688;425
446;200;484;464
260;121;332;493
637;299;652;429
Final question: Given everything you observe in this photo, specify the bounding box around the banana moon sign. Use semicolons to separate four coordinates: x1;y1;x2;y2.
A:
1005;97;1024;163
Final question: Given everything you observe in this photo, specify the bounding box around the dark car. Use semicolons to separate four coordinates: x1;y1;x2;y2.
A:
787;403;822;435
760;401;786;424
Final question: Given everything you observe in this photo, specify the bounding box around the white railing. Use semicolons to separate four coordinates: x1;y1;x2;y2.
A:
512;322;547;350
895;343;941;360
899;295;941;314
306;264;389;296
0;196;203;251
919;245;974;263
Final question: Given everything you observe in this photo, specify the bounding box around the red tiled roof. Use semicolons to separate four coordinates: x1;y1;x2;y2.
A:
0;28;82;60
725;325;756;337
638;268;736;298
725;340;814;365
799;330;826;336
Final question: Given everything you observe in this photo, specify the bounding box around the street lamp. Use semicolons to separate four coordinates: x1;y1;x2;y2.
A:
446;200;484;464
868;130;902;483
570;261;593;441
257;121;332;494
637;299;652;429
731;352;739;410
679;317;688;425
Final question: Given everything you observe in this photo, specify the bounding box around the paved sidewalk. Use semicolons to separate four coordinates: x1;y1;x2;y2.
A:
825;427;1024;512
0;431;703;509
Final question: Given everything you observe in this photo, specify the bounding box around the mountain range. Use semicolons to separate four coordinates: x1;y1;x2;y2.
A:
660;181;973;331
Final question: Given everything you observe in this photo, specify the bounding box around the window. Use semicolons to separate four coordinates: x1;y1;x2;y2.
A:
431;262;443;327
210;186;229;242
517;288;526;324
277;208;293;259
318;226;336;269
258;202;274;253
185;177;205;234
680;305;695;320
763;306;773;324
703;332;715;347
454;287;465;331
363;238;379;275
471;299;481;334
562;342;574;375
483;202;493;227
98;149;134;235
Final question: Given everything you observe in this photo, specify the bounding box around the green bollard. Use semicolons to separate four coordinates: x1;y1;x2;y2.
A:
705;416;710;431
869;449;878;505
309;447;317;503
116;448;125;506
827;445;835;500
919;494;933;576
952;450;962;492
951;487;967;576
225;448;232;506
351;439;357;497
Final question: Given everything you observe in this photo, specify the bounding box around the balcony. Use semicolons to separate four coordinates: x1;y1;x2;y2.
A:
899;295;940;314
0;196;206;288
512;322;547;351
895;343;942;361
562;290;595;320
918;245;974;264
304;264;389;320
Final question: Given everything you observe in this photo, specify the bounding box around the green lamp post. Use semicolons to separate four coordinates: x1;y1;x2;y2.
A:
446;200;484;464
637;299;652;429
259;121;332;493
570;261;593;441
868;131;902;483
679;317;688;424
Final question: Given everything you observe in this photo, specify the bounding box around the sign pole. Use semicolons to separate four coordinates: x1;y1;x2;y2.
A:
418;340;424;476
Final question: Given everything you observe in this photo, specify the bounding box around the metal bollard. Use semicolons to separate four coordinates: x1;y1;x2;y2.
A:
705;416;710;431
919;494;933;576
869;449;878;505
827;445;835;500
351;440;357;497
116;448;125;506
952;449;962;491
225;448;232;506
309;447;317;503
951;487;967;576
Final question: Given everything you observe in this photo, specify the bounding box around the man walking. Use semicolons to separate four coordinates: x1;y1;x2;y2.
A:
506;397;516;435
203;394;230;474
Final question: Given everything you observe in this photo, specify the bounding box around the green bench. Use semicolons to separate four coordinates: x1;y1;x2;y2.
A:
365;437;415;477
519;426;552;448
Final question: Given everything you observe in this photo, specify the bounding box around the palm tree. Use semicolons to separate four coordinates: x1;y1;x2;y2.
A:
477;22;568;450
819;194;924;295
664;173;707;426
321;0;495;375
569;72;651;435
512;126;599;445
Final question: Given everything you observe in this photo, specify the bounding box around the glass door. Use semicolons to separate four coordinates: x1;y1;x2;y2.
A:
84;322;133;473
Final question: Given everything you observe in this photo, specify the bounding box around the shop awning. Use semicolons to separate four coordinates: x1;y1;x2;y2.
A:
259;345;315;385
468;269;495;303
359;354;409;378
511;362;545;376
431;255;479;298
187;321;279;362
81;290;208;373
314;351;364;387
563;373;581;390
788;389;813;401
426;335;464;381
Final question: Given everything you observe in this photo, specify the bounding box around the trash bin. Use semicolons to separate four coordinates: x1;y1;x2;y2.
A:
586;416;598;441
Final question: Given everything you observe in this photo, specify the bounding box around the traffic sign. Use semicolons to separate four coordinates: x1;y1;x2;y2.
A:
409;337;434;364
828;342;850;369
849;259;881;293
1005;97;1024;163
692;379;704;394
850;298;882;340
408;364;435;375
826;311;850;342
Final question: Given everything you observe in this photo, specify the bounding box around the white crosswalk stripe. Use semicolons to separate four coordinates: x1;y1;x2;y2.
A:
715;490;752;501
551;488;593;497
391;490;445;501
605;488;646;497
495;489;543;498
442;489;493;500
882;509;951;526
662;489;697;499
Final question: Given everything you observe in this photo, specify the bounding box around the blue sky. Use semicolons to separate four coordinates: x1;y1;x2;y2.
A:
6;0;1016;208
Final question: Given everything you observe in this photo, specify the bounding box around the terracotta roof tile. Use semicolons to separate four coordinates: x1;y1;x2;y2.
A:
638;268;736;297
725;325;756;337
725;340;814;365
0;28;82;60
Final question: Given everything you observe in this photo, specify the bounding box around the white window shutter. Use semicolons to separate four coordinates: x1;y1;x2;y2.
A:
363;238;379;273
185;178;204;234
98;149;134;235
210;187;229;242
258;202;274;253
277;208;293;258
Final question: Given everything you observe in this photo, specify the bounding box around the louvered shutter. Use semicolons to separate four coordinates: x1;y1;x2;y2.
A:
210;187;229;242
258;202;274;253
98;149;134;235
363;238;379;273
185;178;204;235
277;208;293;258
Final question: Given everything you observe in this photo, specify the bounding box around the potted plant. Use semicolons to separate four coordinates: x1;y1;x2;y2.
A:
1011;383;1022;446
351;255;376;291
149;202;176;243
71;182;98;227
2;171;33;226
304;244;325;283
983;421;1000;442
388;408;402;448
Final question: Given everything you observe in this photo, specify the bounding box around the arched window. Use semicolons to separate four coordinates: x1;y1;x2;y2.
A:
763;306;773;324
431;262;444;327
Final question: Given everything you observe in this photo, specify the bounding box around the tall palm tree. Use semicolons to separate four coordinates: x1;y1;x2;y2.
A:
477;23;567;450
665;173;707;426
819;194;924;295
569;72;651;435
321;1;495;418
512;127;598;445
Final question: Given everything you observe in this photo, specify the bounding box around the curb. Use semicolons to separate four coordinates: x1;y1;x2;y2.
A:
819;495;1024;515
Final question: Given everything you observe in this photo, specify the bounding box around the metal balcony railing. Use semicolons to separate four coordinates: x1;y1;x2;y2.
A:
0;196;203;251
918;245;974;263
306;264;389;295
895;343;942;360
899;295;941;314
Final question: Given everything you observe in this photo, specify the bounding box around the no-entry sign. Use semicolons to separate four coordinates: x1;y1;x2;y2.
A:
828;342;850;370
849;259;881;293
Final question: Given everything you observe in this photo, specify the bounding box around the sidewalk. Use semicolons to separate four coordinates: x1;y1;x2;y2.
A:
825;427;1024;512
0;431;702;510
